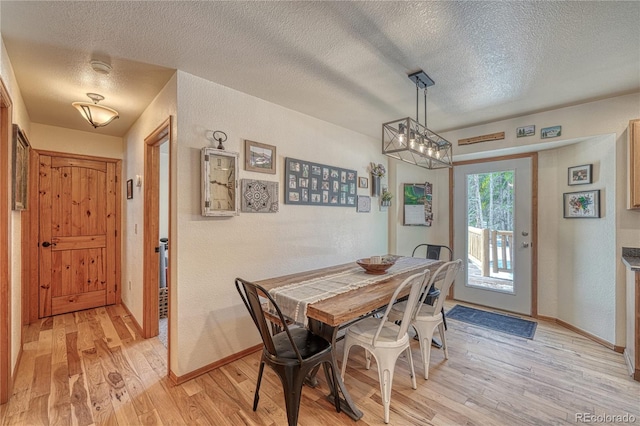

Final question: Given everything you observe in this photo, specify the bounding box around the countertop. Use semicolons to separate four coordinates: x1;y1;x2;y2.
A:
622;247;640;271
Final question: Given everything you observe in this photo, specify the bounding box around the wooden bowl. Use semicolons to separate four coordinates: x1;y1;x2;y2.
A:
356;258;396;275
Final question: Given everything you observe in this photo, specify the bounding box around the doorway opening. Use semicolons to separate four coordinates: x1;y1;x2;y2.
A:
142;117;172;373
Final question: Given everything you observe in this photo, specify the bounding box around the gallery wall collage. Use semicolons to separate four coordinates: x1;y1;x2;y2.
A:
203;138;433;221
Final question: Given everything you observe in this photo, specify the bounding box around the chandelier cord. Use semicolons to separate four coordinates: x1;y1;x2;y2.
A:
415;81;419;125
424;87;427;131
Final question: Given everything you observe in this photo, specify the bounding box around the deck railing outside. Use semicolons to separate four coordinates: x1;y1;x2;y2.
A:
468;227;513;277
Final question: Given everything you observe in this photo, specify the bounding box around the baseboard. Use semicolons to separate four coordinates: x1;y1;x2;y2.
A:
120;301;144;338
169;343;262;386
624;348;635;376
553;318;624;353
11;344;23;394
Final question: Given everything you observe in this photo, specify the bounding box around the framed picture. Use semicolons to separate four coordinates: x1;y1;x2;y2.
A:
541;125;562;139
11;124;30;210
284;157;356;207
568;164;592;185
245;140;276;174
126;179;133;199
516;125;535;138
563;190;600;218
358;176;368;188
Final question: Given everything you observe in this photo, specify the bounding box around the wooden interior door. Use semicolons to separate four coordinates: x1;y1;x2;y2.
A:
38;154;118;317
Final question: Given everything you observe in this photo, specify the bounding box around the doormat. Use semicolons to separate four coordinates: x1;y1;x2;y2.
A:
446;305;537;339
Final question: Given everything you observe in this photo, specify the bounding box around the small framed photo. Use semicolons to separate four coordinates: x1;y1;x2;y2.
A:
358;176;368;188
568;164;592;185
516;125;535;138
541;125;562;139
126;179;133;199
245;140;276;174
563;190;600;218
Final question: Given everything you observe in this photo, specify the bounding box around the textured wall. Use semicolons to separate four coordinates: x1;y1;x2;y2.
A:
173;71;387;376
29;124;123;159
122;73;177;327
387;158;450;257
1;37;30;374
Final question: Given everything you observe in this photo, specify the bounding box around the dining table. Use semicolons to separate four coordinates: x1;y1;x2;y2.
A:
255;255;444;421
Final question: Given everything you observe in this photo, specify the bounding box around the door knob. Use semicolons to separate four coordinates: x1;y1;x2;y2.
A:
522;242;530;248
522;231;529;236
41;241;52;248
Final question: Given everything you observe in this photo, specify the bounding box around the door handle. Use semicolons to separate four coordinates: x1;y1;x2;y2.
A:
522;242;530;248
41;241;56;248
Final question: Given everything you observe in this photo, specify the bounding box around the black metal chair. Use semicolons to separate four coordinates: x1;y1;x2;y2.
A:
235;278;341;426
412;244;453;333
412;244;453;261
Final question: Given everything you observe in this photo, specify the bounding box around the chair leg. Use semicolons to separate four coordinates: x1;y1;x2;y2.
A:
280;366;306;426
341;340;353;381
375;354;397;424
416;323;436;380
365;349;372;370
441;307;447;330
405;347;417;390
253;361;265;411
438;323;449;359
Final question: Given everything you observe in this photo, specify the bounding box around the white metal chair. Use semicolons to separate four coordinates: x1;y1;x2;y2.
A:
388;259;463;380
340;270;430;424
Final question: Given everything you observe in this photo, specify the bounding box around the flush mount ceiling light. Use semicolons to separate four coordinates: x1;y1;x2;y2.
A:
382;70;452;169
72;93;119;128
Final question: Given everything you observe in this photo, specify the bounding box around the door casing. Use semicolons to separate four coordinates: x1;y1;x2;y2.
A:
0;77;13;404
142;117;172;343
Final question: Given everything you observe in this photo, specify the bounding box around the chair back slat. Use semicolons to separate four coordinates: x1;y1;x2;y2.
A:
412;244;452;261
417;259;463;316
372;270;430;344
235;278;304;363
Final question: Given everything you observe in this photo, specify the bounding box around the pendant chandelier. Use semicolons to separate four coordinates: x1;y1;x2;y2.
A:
382;70;452;169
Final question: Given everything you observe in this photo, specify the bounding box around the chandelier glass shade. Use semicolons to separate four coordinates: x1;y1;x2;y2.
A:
72;93;119;128
382;71;452;169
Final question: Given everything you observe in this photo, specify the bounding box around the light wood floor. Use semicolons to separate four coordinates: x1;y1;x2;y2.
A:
1;303;639;425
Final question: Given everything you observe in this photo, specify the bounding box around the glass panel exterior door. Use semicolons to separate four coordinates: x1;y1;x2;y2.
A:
453;157;532;315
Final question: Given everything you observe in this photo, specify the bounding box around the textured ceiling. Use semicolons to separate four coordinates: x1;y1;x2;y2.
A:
1;1;639;138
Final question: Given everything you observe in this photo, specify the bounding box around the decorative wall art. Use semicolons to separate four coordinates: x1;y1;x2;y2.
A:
11;124;30;210
357;195;371;212
126;179;133;199
284;157;357;207
541;125;562;139
241;179;279;213
403;183;432;226
516;125;535;138
568;164;592;185
563;190;600;218
201;148;239;216
244;140;276;174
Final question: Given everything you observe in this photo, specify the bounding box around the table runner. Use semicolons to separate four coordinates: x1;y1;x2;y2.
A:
268;257;434;326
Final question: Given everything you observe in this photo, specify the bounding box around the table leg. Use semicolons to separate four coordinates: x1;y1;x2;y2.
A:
308;318;364;421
